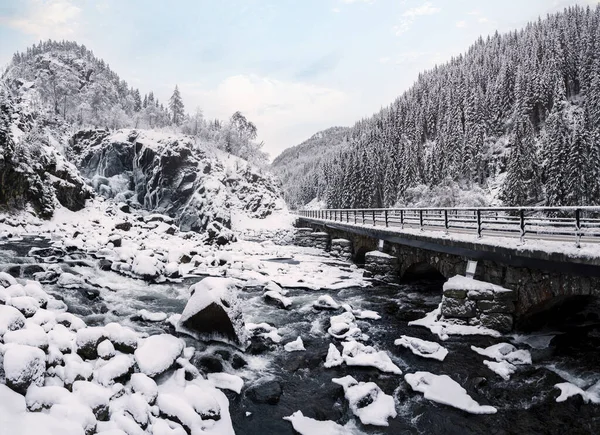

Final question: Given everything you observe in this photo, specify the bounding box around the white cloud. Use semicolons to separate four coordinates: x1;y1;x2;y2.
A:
379;56;391;64
478;17;489;23
456;20;467;28
394;1;441;35
332;8;341;13
180;75;353;158
0;0;82;39
468;9;481;16
340;0;373;3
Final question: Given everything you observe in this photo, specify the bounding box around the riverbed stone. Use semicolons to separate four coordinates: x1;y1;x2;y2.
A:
246;380;283;404
480;313;513;332
441;297;477;318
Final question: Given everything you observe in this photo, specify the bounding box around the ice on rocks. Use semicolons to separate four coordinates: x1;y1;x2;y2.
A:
471;343;532;365
177;277;247;347
98;339;116;359
313;295;340;310
332;375;397;426
134;334;183;377
404;371;497;414
263;290;292;309
7;296;40;317
283;410;347;435
4;323;49;350
95;354;135;386
48;324;76;352
132;254;162;280
76;326;106;360
136;309;168;322
483;360;517;380
72;381;111;417
104;322;139;353
408;303;501;340
129;373;158;404
324;343;343;368
207;372;244;394
394;335;448;361
56;312;87;331
0;271;18;287
341;340;402;374
3;344;46;393
0;304;26;335
284;336;306;352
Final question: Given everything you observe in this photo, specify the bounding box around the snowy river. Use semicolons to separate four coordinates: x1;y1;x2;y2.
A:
1;235;600;434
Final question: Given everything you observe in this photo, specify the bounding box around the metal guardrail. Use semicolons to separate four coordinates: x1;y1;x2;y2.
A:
297;207;600;247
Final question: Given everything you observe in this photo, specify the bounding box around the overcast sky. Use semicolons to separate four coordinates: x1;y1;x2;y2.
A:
0;0;598;159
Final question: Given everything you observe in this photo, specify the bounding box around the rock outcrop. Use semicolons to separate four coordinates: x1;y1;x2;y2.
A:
69;129;283;242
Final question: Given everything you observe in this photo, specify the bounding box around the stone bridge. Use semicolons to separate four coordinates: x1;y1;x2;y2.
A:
296;214;600;329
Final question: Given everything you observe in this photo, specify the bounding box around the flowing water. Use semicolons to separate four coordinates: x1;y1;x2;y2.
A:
1;237;600;434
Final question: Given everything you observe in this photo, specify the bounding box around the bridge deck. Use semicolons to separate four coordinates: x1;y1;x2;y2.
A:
297;214;600;276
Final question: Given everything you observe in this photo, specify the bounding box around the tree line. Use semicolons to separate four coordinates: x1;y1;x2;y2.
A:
279;5;600;209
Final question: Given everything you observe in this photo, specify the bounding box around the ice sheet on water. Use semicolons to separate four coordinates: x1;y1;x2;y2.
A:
394;335;448;361
408;303;501;340
404;371;497;414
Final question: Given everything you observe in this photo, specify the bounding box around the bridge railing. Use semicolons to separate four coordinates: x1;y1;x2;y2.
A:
296;206;600;246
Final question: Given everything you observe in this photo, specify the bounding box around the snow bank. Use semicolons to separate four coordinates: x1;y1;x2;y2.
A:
283;410;347;435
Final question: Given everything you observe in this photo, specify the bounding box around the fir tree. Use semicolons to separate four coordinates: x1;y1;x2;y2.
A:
169;85;185;126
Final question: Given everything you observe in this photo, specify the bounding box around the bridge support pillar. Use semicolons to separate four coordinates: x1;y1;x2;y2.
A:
294;227;331;250
364;251;399;281
441;276;517;332
330;239;352;260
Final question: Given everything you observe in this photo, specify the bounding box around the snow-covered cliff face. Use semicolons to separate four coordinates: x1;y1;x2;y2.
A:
69;129;284;242
0;81;92;218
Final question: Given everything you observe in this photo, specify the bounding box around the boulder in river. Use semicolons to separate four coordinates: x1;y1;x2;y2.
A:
177;277;248;348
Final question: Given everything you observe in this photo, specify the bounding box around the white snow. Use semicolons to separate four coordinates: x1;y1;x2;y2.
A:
332;375;397;426
207;372;244;394
283;410;347;435
4;323;48;349
134;334;183;377
129;373;158;404
404;371;497;414
136;309;168;322
394;335;448;361
0;304;26;335
483;360;517;380
313;295;340;310
554;381;600;404
324;343;343;368
408;303;501;340
3;344;46;390
94;354;135;386
264;290;292;308
97;339;115;359
471;343;532;365
341;340;402;374
284;336;306;352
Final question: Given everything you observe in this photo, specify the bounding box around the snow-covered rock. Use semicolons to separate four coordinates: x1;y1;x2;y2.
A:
284;336;306;352
177;277;247;347
332;375;397;426
134;334;183;377
471;343;531;365
130;373;158;404
95;354;135;386
341;340;402;374
404;371;497;414
263;290;292;309
394;335;448;361
3;344;46;393
313;295;340;310
324;344;343;368
0;304;26;335
283;410;347;435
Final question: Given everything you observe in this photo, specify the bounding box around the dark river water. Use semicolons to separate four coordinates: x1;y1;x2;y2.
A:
1;237;600;434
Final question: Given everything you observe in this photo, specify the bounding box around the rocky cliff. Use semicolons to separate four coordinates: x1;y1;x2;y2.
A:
68;128;284;243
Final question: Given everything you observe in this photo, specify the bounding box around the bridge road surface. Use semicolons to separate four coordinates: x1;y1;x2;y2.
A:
303;217;600;246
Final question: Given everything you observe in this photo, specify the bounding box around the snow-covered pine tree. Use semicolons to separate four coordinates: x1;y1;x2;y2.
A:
169;85;185;125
